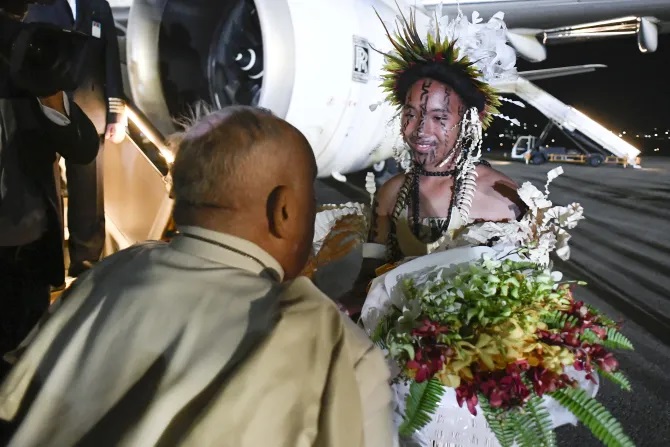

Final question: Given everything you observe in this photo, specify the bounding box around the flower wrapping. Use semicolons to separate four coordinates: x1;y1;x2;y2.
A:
362;168;635;447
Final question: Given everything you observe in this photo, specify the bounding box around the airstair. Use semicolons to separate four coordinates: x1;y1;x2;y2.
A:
495;76;641;165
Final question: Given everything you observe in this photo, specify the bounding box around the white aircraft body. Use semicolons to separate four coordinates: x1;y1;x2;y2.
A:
118;0;669;178
99;0;669;250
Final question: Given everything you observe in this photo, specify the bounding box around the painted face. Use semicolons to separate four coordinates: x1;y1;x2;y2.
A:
401;78;466;169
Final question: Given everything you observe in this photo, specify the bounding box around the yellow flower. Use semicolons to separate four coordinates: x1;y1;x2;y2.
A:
523;343;575;373
438;372;461;388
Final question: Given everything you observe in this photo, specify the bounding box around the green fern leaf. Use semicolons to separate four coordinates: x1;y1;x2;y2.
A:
508;410;539;447
580;329;603;345
581;328;634;352
399;379;446;437
604;328;634;351
542;311;579;330
586;304;616;326
549;387;635;447
480;396;515;447
599;370;632;392
524;396;557;447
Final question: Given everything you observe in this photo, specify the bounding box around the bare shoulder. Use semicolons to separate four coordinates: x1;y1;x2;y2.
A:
475;164;519;189
376;173;406;216
472;164;525;220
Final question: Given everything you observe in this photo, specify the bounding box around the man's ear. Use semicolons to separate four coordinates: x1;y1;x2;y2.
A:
267;185;292;239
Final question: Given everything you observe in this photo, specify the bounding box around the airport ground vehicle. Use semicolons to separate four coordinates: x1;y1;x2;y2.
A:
502;77;641;168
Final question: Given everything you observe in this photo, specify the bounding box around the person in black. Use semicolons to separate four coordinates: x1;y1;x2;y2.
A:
26;0;125;277
0;5;100;378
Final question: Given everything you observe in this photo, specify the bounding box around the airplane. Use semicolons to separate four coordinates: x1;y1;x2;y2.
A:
96;0;670;251
112;0;670;179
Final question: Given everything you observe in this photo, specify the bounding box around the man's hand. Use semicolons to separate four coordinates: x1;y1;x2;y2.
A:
38;92;67;115
105;121;127;144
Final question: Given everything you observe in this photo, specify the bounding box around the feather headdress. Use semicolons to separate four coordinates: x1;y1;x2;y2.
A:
376;5;517;129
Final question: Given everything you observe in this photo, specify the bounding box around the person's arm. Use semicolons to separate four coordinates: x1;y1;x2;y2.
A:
100;1;126;142
337;181;396;316
38;92;99;164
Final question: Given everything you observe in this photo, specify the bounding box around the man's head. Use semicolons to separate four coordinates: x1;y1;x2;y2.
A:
170;105;317;280
401;78;467;169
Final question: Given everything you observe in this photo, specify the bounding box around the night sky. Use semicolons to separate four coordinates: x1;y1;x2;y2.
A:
486;33;670;155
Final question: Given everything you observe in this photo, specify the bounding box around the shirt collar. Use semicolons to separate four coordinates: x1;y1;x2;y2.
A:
171;225;285;282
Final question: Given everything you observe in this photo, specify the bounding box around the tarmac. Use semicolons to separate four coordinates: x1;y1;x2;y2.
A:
315;156;670;447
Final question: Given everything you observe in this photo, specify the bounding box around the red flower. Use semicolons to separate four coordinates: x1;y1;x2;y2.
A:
528;367;574;396
590;326;607;339
573;344;620;383
412;319;450;337
456;383;479;416
406;347;445;382
469;364;532;412
597;352;618;372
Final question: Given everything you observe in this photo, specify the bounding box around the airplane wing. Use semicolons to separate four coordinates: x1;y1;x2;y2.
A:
517;64;607;81
420;0;670;61
507;16;661;61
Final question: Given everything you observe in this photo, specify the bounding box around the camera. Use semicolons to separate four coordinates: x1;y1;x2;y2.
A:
1;0;94;98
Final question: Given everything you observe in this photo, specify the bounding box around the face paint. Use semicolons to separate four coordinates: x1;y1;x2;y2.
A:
401;78;466;170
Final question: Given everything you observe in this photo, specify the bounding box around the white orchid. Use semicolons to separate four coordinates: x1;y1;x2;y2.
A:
452;168;583;267
518;181;553;210
427;9;517;85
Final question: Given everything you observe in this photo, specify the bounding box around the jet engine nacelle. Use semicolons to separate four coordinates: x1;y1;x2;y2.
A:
126;0;426;178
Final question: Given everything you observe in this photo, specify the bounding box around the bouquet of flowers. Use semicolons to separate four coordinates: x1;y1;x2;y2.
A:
367;168;635;447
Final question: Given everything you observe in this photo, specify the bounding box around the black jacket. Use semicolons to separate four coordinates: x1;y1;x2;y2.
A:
0;97;99;285
26;0;124;132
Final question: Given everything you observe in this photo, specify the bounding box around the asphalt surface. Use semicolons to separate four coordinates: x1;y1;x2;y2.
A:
315;157;670;447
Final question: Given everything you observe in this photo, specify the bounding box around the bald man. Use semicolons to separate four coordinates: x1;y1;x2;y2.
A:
0;106;397;447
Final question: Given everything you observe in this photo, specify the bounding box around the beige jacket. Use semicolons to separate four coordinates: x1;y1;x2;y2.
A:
0;226;396;447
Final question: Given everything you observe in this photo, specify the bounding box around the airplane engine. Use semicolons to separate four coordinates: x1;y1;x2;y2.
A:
125;0;424;178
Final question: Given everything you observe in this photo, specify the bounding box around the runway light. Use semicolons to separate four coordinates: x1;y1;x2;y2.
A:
551;139;555;142
654;148;660;152
623;131;626;134
654;133;658;137
498;134;504;138
618;134;623;137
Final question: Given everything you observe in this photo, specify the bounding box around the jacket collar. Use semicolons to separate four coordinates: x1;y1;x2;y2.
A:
170;226;284;282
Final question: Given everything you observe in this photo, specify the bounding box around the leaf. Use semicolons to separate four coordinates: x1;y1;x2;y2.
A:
399;379;446;437
549;387;635;447
480;397;516;447
523;395;557;447
509;411;541;447
599;370;632;392
400;344;416;360
604;328;634;351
